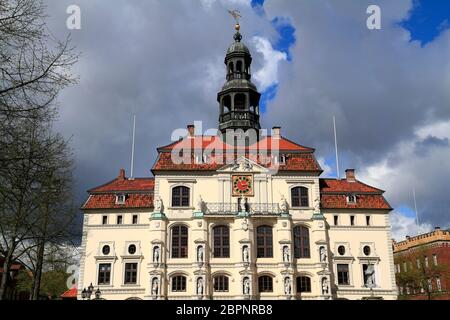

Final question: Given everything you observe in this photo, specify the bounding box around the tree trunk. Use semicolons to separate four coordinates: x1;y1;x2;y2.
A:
31;242;45;300
0;250;13;300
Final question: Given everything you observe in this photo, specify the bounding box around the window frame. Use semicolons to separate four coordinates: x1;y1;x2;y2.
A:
102;215;108;225
213;226;230;258
171;225;189;259
291;186;309;208
258;275;273;293
171;186;191;208
296;276;311;293
98;263;112;285
117;215;123;225
132;214;138;225
171;275;187;292
293;225;310;259
256;225;273;258
213;275;229;292
124;262;138;285
337;264;350;285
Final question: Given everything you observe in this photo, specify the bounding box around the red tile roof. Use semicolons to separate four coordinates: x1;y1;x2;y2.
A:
319;178;391;210
320;194;391;210
157;136;314;152
83;194;154;210
61;287;77;299
152;152;321;172
320;179;383;193
89;176;154;193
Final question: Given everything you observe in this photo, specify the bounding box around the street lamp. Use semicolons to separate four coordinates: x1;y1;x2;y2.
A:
94;288;102;300
81;283;96;300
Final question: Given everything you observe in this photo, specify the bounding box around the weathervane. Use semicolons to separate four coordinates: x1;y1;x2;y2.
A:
228;9;242;25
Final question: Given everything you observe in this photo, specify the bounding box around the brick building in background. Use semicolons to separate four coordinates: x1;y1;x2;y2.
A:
393;227;450;300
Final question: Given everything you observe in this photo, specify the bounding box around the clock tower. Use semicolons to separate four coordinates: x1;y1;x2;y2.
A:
217;24;261;140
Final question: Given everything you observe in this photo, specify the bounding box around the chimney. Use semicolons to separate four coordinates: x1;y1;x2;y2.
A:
345;169;356;182
187;124;195;138
119;168;126;181
406;235;410;240
435;226;441;231
272;126;281;139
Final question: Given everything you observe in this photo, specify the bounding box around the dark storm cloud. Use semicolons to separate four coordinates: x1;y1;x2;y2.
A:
41;0;450;236
263;0;450;231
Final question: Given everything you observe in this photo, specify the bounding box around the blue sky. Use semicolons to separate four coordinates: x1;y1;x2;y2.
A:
254;0;450;111
251;0;450;229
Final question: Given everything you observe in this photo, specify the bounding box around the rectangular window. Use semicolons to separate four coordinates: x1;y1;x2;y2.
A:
132;215;138;225
213;276;229;292
102;216;108;225
172;276;186;292
436;277;442;291
337;264;350;285
416;258;421;269
297;276;311;293
334;215;339;226
350;215;355;226
98;263;111;285
403;262;407;272
432;254;437;266
117;215;123;225
124;263;138;284
366;216;371;226
424;256;429;268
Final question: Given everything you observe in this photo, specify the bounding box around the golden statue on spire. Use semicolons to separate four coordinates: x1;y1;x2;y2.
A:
228;9;242;30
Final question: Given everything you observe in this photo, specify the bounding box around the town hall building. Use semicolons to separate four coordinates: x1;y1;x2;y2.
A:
78;23;398;300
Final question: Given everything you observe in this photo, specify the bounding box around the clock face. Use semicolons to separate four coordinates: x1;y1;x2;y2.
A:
232;175;254;197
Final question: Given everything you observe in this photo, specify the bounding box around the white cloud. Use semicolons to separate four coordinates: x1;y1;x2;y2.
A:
252;36;287;91
201;0;251;10
317;157;333;178
390;210;433;241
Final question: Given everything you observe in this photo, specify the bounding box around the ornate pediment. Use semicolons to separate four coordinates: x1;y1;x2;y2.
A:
217;156;267;173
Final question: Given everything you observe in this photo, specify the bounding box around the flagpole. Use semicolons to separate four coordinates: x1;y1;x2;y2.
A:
333;116;340;179
130;114;136;179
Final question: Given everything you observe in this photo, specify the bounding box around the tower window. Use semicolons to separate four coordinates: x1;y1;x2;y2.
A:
334;215;339;226
117;215;123;225
234;94;246;110
350;215;355;226
132;215;138;225
102;215;108;225
366;216;371;226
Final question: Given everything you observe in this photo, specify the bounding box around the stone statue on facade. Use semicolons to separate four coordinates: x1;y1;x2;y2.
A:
283;246;290;263
322;277;329;295
197;278;204;296
152;278;159;296
364;264;376;288
243;278;250;295
153;246;160;264
243;246;249;263
154;196;163;212
195;195;203;212
319;246;327;263
197;245;204;263
238;196;247;212
279;194;288;213
284;277;292;295
314;197;321;213
241;217;249;231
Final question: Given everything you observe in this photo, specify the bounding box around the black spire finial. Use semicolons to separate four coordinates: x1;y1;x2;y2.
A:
234;30;242;42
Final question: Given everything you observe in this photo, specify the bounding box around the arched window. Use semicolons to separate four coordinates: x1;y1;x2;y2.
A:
258;275;273;293
236;60;243;73
223;95;232;113
234;94;246;110
293;226;310;258
256;226;273;258
172;186;190;207
171;225;188;258
213;275;229;292
291;187;309;207
228;62;234;74
171;275;187;292
296;276;311;293
213;226;230;258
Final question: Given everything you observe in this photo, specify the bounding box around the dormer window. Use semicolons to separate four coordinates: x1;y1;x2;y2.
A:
116;194;126;205
347;194;357;204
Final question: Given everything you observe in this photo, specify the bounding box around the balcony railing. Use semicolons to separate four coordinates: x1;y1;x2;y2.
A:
219;111;260;123
204;203;281;216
